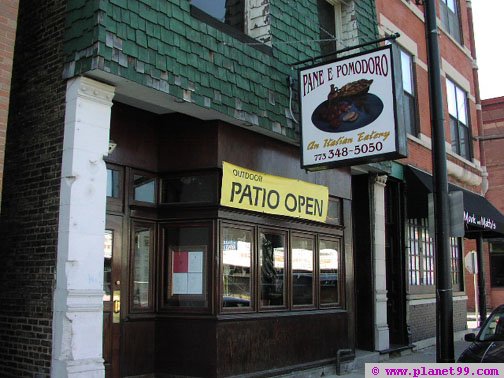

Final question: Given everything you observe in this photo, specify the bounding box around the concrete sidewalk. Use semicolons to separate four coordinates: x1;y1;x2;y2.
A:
328;330;475;378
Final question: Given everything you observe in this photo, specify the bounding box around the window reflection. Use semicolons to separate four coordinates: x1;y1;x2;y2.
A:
133;175;156;203
191;0;245;31
319;239;339;305
260;232;285;307
106;169;120;198
103;230;113;301
222;227;252;308
133;227;151;309
292;236;314;306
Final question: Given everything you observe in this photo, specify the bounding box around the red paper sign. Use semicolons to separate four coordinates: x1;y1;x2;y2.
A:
173;251;188;273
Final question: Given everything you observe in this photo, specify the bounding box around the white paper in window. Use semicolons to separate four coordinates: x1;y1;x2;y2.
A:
188;251;203;273
187;272;203;294
172;273;188;294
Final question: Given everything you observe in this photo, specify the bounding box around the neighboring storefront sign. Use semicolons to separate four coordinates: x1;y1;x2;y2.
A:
464;211;497;231
300;45;406;170
221;161;329;222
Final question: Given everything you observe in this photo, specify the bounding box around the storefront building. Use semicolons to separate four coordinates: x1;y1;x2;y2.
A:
353;0;504;353
0;0;380;377
462;96;504;314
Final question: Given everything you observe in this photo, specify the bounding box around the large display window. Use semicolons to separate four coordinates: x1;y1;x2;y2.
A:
220;222;344;313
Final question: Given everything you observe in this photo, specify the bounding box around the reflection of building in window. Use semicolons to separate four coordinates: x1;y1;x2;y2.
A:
439;0;461;43
260;232;285;307
133;228;151;308
103;230;113;301
408;219;462;289
399;48;418;136
191;0;271;45
223;229;252;304
408;218;434;286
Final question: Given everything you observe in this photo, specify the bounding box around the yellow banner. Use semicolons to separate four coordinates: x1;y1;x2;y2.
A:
221;162;329;223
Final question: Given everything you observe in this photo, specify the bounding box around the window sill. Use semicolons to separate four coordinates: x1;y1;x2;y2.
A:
190;6;272;56
217;307;346;321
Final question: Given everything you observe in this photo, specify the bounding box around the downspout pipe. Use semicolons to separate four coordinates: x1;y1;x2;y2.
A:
424;0;455;363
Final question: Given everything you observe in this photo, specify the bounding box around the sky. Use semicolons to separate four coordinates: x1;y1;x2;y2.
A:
471;0;504;100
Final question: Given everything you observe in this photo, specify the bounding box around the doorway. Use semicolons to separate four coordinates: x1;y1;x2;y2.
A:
103;215;123;378
384;180;408;347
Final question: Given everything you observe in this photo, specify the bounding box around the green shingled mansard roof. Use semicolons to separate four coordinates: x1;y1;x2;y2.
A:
63;0;378;143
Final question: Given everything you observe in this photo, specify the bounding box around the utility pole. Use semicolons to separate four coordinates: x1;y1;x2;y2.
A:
423;0;455;362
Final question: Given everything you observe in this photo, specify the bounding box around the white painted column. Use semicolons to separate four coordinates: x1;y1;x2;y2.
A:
373;175;390;351
51;77;115;378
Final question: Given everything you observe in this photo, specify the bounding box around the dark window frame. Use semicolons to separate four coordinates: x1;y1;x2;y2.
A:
439;0;462;44
407;218;435;294
490;240;504;288
219;221;345;314
446;78;472;160
220;222;256;313
129;220;156;313
318;235;342;307
399;48;419;136
106;163;124;213
130;169;158;207
159;221;214;312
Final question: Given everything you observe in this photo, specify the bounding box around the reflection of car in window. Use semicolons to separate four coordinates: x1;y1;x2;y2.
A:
223;296;250;308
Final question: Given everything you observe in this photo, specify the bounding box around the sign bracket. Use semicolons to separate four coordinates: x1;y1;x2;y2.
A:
291;33;400;69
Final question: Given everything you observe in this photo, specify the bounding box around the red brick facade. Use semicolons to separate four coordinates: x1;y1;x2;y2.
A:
482;97;504;309
0;0;19;207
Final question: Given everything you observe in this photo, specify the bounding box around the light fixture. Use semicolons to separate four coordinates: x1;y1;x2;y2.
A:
108;140;117;154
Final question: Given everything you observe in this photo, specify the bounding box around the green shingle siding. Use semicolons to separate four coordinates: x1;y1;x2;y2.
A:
63;0;377;142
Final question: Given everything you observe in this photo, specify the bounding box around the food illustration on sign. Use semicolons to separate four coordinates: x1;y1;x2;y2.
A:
312;79;384;133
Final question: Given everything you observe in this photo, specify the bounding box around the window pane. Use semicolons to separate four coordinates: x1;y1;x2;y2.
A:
134;175;156;203
401;50;413;94
403;94;416;135
292;236;314;306
319;239;339;305
107;169;120;198
133;226;151;309
191;0;244;31
447;0;456;12
318;0;337;56
260;231;286;307
446;79;457;117
103;230;113;301
459;123;470;159
327;197;342;225
161;173;218;204
223;227;252;308
450;117;459;153
164;225;210;307
456;86;467;125
491;254;504;287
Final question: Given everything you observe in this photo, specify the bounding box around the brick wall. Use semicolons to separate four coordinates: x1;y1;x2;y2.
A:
408;299;467;342
0;0;19;209
482;97;504;212
0;0;67;376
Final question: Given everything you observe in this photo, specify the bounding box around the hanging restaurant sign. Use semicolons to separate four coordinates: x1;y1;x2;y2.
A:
300;45;407;170
220;161;329;222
